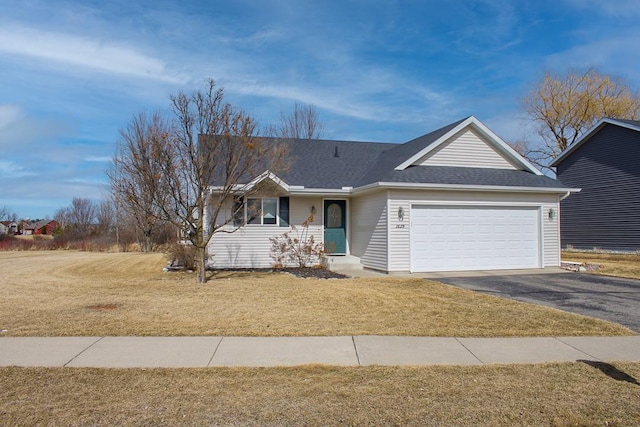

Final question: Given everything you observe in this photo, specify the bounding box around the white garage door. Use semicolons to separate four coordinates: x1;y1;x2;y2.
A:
410;205;540;272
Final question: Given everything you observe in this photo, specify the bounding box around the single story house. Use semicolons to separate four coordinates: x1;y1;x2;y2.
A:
551;118;640;251
0;221;19;235
208;116;577;273
19;220;59;236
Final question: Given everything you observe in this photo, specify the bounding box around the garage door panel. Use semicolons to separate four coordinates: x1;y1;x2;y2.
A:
410;206;540;272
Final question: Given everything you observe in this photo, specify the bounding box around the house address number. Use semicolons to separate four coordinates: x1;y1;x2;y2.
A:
395;224;406;229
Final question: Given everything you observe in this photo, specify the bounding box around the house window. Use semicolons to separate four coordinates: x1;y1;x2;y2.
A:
246;198;278;225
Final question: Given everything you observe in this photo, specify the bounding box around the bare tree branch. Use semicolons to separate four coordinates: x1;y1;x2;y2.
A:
266;102;325;139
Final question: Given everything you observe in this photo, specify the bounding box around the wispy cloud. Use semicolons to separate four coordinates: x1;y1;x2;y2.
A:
0;104;22;128
0;160;37;178
84;156;112;163
0;104;71;149
562;0;640;17
1;0;639;217
0;26;188;83
545;33;640;78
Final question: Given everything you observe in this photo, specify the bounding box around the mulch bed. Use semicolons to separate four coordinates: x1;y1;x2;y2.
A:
206;267;350;279
279;267;350;279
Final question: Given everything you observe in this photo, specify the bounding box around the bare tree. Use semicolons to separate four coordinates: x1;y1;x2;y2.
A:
113;79;287;282
53;198;97;239
522;68;640;169
96;198;115;237
0;206;17;222
54;207;71;230
268;102;325;139
69;198;97;235
162;79;287;282
109;112;169;252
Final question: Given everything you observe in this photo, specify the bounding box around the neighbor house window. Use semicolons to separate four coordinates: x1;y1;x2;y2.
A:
246;197;278;225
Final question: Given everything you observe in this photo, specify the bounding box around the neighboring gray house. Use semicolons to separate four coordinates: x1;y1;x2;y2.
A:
208;116;576;273
551;118;640;251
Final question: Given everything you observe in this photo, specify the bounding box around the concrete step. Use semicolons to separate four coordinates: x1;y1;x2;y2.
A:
322;255;363;271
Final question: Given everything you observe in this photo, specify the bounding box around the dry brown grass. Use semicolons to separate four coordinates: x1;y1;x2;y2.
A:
0;251;633;337
1;363;639;426
563;251;640;280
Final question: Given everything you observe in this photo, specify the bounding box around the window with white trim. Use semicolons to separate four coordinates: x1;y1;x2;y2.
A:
246;197;278;225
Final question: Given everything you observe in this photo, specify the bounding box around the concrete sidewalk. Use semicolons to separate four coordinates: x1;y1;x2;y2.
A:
1;335;639;368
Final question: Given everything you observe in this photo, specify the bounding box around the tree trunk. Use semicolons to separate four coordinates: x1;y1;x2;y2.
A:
144;234;152;253
196;245;207;283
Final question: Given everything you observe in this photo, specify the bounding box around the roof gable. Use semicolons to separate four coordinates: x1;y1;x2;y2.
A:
414;128;518;170
394;116;541;175
551;118;640;166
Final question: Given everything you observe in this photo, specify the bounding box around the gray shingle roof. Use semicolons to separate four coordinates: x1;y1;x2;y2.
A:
369;165;565;188
231;118;570;191
276;138;389;188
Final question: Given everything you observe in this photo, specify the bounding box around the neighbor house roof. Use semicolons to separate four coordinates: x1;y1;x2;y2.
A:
551;118;640;166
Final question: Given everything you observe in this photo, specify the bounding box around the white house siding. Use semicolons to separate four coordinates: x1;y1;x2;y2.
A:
387;189;560;272
207;196;323;268
543;202;561;266
291;197;323;225
351;191;388;271
416;129;518;170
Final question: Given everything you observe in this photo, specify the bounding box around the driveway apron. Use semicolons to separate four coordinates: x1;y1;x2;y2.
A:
435;273;640;332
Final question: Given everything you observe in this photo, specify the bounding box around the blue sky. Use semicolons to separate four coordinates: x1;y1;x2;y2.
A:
1;0;640;219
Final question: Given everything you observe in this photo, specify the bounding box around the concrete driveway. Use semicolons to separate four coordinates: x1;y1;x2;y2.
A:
434;271;640;332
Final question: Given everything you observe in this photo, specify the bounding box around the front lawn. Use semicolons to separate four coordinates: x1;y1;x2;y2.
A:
0;251;632;337
1;363;639;426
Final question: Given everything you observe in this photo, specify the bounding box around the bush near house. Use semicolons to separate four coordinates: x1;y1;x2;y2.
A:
269;215;325;268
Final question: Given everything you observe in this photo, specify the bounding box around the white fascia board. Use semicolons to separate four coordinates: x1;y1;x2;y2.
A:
209;183;351;197
248;170;290;191
394;117;473;171
468;119;543;175
208;184;252;193
394;116;543;176
551;118;640;166
353;181;580;195
287;187;353;196
209;171;292;194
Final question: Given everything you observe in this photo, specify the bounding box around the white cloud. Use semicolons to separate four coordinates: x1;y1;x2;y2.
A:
0;26;188;84
0;104;22;128
562;0;640;17
545;34;640;83
0;107;71;150
84;156;112;163
0;160;37;178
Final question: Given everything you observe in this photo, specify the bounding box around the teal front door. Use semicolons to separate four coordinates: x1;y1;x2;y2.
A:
324;200;346;254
